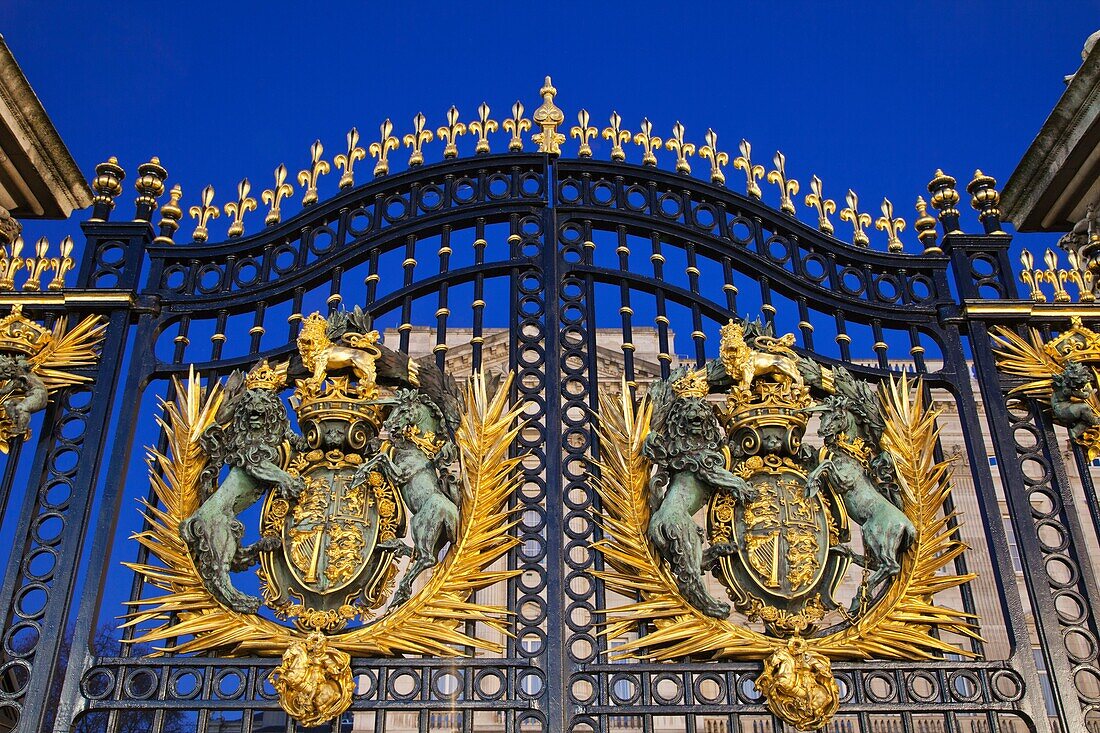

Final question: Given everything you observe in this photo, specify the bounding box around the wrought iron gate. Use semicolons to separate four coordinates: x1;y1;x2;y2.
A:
0;80;1096;733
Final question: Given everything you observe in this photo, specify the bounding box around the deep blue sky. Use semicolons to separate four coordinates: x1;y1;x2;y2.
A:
4;1;1098;250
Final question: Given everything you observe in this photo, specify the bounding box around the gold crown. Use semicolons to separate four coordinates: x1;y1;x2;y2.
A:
1045;316;1100;364
244;359;287;390
671;369;709;398
0;305;52;357
293;375;383;428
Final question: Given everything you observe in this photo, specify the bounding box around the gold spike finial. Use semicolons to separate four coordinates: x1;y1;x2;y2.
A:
602;112;631;163
913;196;940;254
133;157;168;220
804;175;835;235
224;179;257;238
403;112;434;166
335;128;367;186
531;76;565;155
875;198;905;252
665;122;695;175
698;129;728;186
469;103;499;155
570;110;598;158
297;140;330;206
437;106;467;159
928;169;962;234
154;184;184;244
839;189;871;247
733;140;765;199
767;151;799;215
189;184;220;242
367;121;398;177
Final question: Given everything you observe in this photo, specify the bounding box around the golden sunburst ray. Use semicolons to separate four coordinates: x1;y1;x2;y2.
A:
29;314;109;390
592;374;978;663
124;368;524;658
989;325;1063;399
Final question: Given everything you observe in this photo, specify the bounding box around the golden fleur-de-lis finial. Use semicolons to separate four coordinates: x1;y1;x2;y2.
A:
1039;248;1073;303
403;112;434;167
602;111;631;162
224;178;257;238
571;109;598;158
368;120;399;177
22;236;54;291
297;140;330;206
469;102;498;155
532;76;565;155
733;139;765;199
48;236;74;290
189;184;220;242
262;164;294;226
1066;248;1096;302
804;175;835;235
875;198;905;252
840;189;872;247
1019;249;1045;302
633;118;662;167
503;101;531;153
766;151;799;215
665;121;695;175
335;127;367;187
0;237;25;290
437;106;467;159
698;129;728;186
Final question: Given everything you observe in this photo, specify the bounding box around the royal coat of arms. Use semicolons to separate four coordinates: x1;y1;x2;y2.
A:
126;307;524;727
594;318;978;731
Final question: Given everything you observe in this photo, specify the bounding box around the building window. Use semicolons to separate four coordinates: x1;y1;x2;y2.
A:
988;456;998;467
1033;648;1057;717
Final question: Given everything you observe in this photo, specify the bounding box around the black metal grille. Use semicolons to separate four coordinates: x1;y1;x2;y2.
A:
0;151;1090;733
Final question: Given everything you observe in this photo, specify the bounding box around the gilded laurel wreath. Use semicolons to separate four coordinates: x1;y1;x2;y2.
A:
593;373;978;662
124;369;523;658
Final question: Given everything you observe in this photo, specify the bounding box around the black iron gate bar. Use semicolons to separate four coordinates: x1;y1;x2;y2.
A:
0;81;1089;732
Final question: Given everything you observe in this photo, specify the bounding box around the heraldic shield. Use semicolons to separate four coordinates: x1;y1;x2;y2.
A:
125;306;525;728
259;375;407;623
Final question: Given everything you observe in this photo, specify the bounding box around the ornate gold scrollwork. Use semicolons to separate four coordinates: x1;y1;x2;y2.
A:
531;76;565;155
